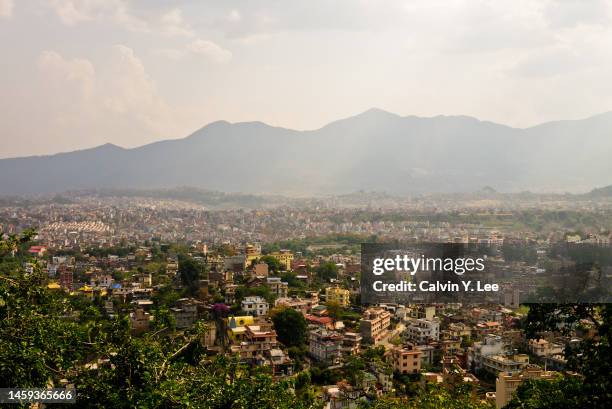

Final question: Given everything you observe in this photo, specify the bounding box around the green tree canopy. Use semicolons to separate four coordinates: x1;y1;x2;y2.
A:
271;307;307;347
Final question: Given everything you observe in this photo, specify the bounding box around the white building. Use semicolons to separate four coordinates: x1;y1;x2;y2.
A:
404;318;440;344
241;296;269;317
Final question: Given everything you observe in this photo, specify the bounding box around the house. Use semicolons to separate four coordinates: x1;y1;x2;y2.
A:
342;332;362;356
309;328;343;365
266;277;288;298
171;298;200;329
28;245;47;257
528;339;564;357
360;307;391;344
241;296;269;317
391;344;423;374
130;308;151;335
404;318;440;344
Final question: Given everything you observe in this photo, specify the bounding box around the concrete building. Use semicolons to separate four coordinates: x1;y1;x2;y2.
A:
130;308;151;335
495;367;557;408
468;334;505;371
360;308;391;344
404;318;440;344
528;339;564;357
275;296;317;314
391;344;423;374
266;277;288;298
269;249;293;271
483;353;529;374
241;296;269;317
341;332;363;356
309;328;343;365
171;298;199;329
325;286;350;307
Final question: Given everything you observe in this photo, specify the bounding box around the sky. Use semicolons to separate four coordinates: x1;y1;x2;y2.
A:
1;0;611;158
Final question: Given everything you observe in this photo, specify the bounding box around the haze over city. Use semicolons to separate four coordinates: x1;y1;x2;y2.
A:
1;0;612;158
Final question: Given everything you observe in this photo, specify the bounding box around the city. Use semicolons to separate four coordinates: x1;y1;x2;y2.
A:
1;189;610;408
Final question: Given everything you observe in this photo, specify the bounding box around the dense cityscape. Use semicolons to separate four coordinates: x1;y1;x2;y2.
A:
1;190;610;408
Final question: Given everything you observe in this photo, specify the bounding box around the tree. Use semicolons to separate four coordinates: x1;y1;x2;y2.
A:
363;384;493;409
271;308;307;347
521;303;611;408
259;255;283;273
326;300;343;322
178;254;203;295
316;262;338;281
1;233;322;408
505;376;583;409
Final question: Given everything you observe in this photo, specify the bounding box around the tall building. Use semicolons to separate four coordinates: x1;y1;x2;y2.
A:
269;249;294;271
325;286;350;307
360;307;391;344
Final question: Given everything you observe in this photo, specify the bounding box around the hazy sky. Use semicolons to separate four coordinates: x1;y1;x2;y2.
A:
1;0;612;158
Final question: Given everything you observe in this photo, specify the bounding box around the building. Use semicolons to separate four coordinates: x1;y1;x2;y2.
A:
341;332;362;356
245;243;261;266
409;305;436;320
231;323;278;360
322;382;362;409
404;318;440;344
130;308;151;334
28;245;47;257
483;353;529;374
360;308;391;344
495;367;557;408
309;328;343;365
468;334;505;371
269;249;293;271
325;286;350;307
241;296;269;317
266;277;288;298
171;298;199;329
275;296;317;314
59;270;73;291
253;261;269;278
528;339;564;357
391;344;423;374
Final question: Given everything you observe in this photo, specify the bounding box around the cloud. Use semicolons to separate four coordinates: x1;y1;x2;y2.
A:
32;46;200;151
186;39;232;63
160;8;194;37
155;38;232;63
49;0;148;31
544;0;612;28
0;0;13;18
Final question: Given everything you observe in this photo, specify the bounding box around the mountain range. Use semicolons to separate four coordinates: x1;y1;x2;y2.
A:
1;108;611;196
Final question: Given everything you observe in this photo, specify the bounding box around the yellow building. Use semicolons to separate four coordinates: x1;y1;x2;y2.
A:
227;315;255;342
325;286;350;307
245;244;261;267
269;249;293;271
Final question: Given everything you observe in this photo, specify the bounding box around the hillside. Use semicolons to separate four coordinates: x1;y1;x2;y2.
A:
1;109;611;195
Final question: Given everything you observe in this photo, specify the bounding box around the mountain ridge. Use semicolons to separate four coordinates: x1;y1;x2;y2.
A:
1;109;611;195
